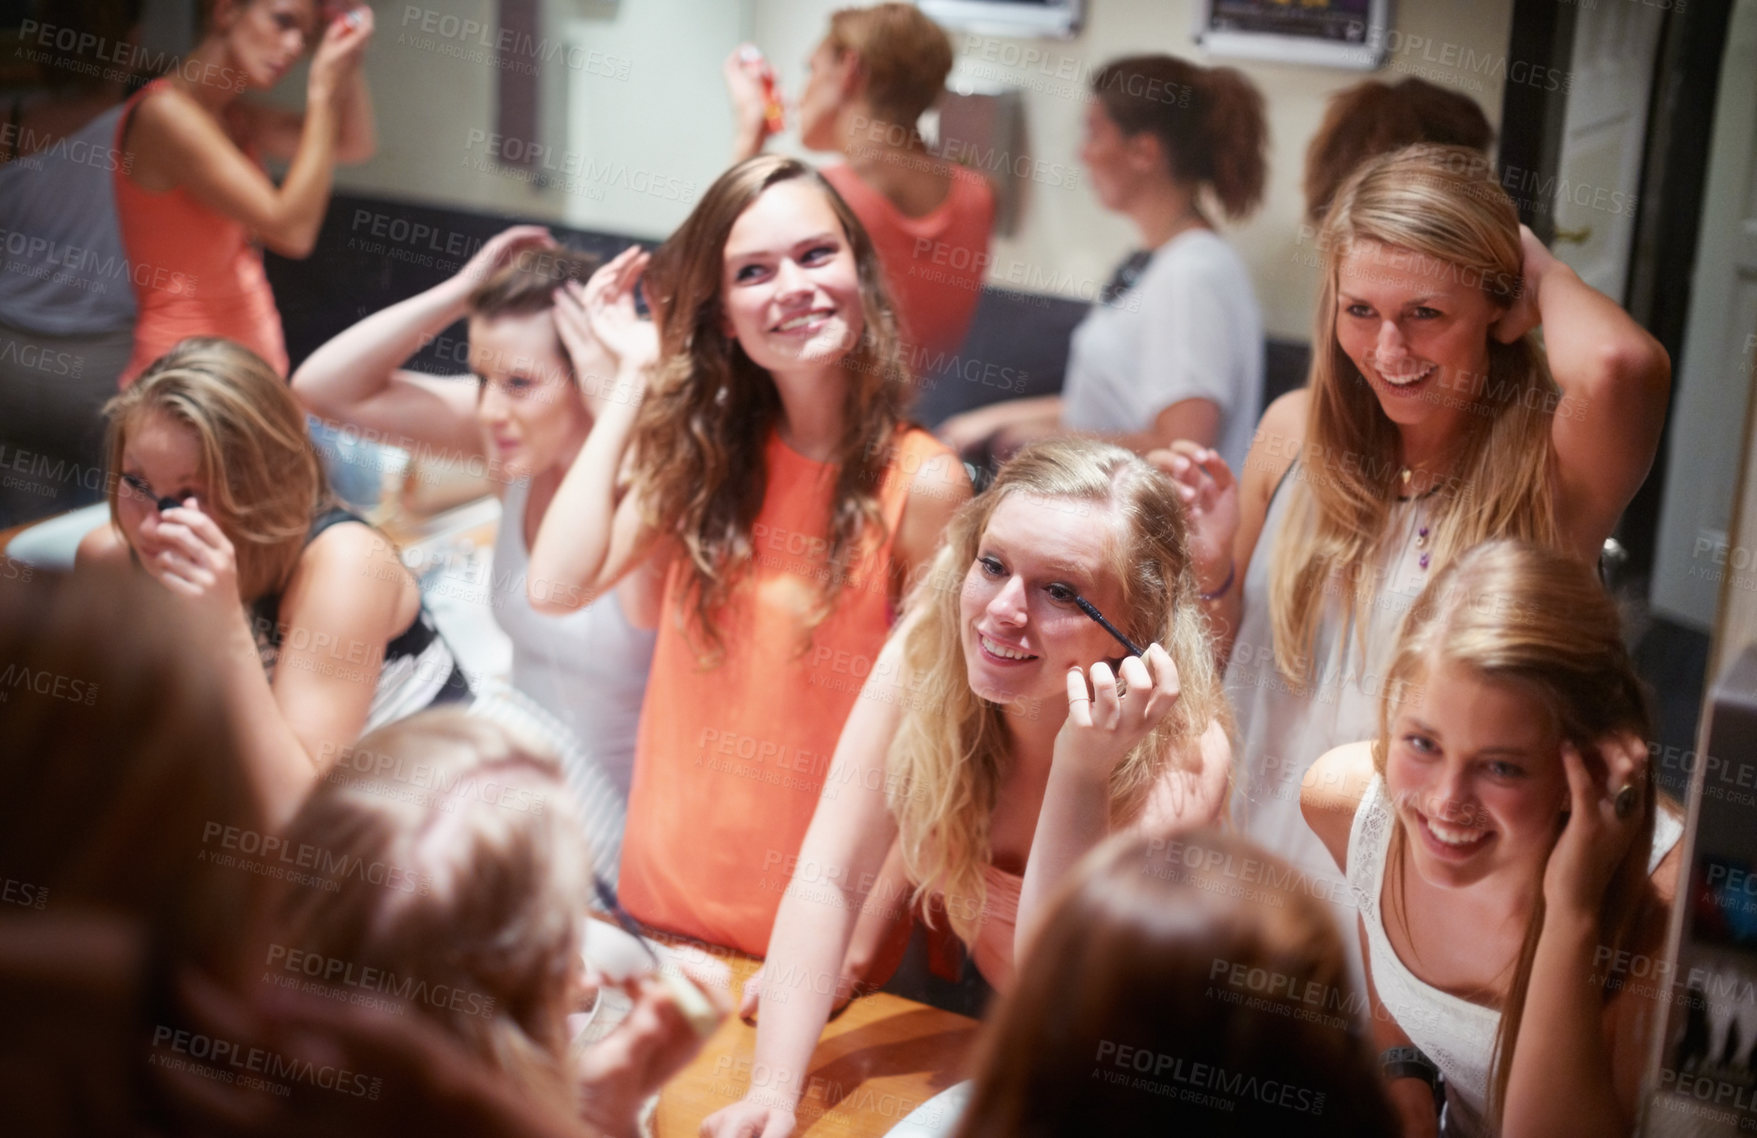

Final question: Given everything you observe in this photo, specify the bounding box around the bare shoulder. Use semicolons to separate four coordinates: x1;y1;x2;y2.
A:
1236;388;1307;517
75;520;127;570
1301;740;1377;873
893;435;970;572
287;519;414;638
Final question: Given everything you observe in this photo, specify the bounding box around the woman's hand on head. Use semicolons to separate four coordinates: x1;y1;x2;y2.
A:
1491;224;1557;345
141;501;243;614
456;224;554;291
1149;442;1238;592
1056;643;1181;779
564;246;657;414
307;5;374;102
1543;731;1649;921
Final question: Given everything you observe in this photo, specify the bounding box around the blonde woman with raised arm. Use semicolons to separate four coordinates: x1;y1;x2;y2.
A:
703;439;1230;1138
1160;144;1671;976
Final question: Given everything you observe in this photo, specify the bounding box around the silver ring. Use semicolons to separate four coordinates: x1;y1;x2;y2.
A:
1613;783;1638;820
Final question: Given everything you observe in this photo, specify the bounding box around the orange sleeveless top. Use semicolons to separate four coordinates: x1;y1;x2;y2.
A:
113;80;289;385
619;427;954;956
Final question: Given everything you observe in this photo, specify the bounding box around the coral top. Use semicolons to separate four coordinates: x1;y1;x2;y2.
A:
619;427;954;956
113;80;288;385
822;164;995;368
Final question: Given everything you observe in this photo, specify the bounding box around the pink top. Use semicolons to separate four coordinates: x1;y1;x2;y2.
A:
113;80;288;385
971;863;1023;991
821;163;995;370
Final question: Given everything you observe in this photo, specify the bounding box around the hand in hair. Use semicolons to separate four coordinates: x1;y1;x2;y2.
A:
1490;225;1557;345
458;224;555;290
1544;732;1649;921
1057;643;1181;779
562;246;657;414
1150;442;1238;593
143;500;243;611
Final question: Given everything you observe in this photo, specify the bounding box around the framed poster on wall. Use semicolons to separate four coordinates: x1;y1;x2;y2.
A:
1197;0;1390;70
920;0;1085;41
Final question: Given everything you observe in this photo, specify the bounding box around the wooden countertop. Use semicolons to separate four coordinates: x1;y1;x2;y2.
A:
653;949;979;1136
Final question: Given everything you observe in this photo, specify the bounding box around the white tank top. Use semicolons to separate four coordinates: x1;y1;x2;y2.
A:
1348;776;1685;1137
489;477;655;801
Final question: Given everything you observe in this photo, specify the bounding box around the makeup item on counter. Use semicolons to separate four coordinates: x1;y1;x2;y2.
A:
1072;594;1145;658
586;877;723;1039
593;875;660;970
739;45;786;135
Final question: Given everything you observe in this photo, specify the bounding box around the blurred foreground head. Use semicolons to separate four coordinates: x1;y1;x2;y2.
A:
954;829;1397;1137
0;565;260;1135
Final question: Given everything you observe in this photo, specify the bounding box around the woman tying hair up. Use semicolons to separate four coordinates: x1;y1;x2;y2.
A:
725;4;995;370
1162;144;1671;960
939;54;1267;471
114;0;375;384
703;439;1231;1138
1303;540;1681;1137
291;227;655;862
527;156;970;974
77;338;468;825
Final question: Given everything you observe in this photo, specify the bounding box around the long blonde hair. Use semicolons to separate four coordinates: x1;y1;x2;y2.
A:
104;337;329;602
889;439;1228;945
635;156;910;658
1374;540;1660;1126
1270;144;1560;685
264;710;591;1110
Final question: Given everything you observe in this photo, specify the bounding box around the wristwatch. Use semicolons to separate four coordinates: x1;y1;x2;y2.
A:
1380;1045;1445;1117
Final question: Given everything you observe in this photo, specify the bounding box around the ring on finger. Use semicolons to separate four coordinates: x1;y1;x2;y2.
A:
1613;783;1638;820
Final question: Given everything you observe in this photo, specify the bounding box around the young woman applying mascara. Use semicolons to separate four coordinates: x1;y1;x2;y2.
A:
702;438;1230;1138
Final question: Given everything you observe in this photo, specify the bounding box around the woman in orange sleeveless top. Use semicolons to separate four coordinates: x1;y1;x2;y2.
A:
528;156;971;963
114;0;376;384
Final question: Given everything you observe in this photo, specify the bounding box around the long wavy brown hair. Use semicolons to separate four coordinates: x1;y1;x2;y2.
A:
634;155;909;657
1374;540;1665;1126
889;440;1229;945
1269;144;1561;686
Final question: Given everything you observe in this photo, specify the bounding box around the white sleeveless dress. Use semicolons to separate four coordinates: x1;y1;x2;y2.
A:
482;479;656;881
1224;461;1438;994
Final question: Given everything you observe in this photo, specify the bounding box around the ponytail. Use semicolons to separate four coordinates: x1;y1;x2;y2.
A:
1195;66;1267;221
1089;55;1267;223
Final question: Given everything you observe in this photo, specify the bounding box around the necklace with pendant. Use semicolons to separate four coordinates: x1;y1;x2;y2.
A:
1399;467;1433;571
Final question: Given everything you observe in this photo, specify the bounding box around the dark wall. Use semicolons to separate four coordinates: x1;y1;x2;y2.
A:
269;192;1309;430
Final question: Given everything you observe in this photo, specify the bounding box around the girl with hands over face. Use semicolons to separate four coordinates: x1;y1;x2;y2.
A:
79;339;470;827
702;440;1229;1138
1302;541;1679;1138
115;0;377;383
